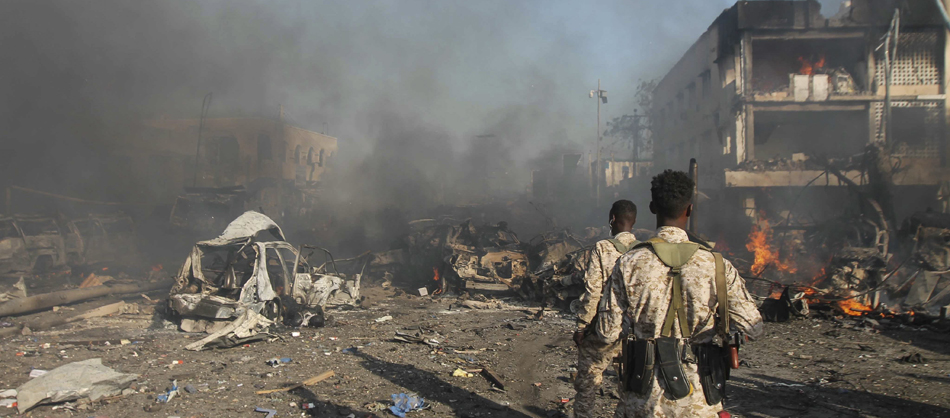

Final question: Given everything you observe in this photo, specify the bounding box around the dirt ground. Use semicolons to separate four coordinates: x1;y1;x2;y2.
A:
1;285;949;418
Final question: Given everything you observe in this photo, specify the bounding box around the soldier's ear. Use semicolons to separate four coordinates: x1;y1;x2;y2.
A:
685;204;693;218
649;201;657;214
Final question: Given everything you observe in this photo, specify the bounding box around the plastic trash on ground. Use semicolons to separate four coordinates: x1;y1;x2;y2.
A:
389;393;426;417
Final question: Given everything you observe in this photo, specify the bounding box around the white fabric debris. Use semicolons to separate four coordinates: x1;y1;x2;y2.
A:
16;358;137;413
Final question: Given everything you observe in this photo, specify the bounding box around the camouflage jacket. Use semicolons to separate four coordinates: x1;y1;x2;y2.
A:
593;226;763;417
575;231;637;331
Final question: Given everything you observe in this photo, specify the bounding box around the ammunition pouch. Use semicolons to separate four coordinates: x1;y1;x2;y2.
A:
655;337;692;400
695;343;729;406
621;335;655;395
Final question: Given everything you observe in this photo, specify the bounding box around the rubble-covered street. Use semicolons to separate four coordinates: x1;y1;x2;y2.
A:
8;0;950;416
0;284;948;418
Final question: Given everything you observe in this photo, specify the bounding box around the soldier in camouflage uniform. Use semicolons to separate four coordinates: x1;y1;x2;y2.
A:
573;200;638;418
593;170;764;418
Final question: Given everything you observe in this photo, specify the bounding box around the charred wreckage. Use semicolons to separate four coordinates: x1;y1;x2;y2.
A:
167;211;360;350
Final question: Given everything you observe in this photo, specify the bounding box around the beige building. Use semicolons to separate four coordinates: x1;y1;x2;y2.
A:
105;115;338;205
652;0;950;233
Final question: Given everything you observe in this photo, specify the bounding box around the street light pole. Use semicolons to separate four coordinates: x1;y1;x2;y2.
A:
590;80;607;206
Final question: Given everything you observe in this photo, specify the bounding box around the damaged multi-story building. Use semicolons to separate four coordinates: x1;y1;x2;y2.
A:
653;0;950;241
97;109;338;230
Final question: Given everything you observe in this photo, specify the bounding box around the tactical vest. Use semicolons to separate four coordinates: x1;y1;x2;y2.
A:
622;236;731;402
631;236;729;341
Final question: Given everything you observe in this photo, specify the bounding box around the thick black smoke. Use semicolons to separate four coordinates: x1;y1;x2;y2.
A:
0;0;846;253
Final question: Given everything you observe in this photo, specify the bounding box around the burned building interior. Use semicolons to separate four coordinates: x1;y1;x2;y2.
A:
1;0;950;417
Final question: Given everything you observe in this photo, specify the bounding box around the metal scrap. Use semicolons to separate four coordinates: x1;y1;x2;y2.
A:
168;211;360;348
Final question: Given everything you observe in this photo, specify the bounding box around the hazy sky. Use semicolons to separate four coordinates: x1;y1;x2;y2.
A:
0;0;847;190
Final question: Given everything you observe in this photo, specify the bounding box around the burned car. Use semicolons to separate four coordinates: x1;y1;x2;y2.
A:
168;211;359;349
64;213;138;266
0;216;31;274
0;214;68;275
379;218;612;307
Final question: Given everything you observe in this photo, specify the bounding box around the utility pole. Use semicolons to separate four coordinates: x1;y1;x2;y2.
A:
632;109;641;162
192;92;213;187
590;80;607;206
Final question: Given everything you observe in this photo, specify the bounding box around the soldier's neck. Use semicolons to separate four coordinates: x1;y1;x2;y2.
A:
656;217;689;230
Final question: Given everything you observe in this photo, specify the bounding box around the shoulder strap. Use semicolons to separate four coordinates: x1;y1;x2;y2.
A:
660;267;691;338
649;241;701;339
634;237;709;339
650;242;700;269
607;238;633;254
713;252;729;340
607;238;639;254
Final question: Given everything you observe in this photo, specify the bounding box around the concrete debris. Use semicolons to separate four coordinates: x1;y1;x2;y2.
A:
392;331;440;347
15;358;137;413
0;277;27;302
0;280;171;319
184;310;275;351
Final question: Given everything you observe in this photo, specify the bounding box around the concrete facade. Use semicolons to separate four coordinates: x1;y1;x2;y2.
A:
108;117;338;204
652;0;950;192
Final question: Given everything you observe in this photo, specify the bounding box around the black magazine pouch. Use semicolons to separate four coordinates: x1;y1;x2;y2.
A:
655;336;692;399
623;337;655;395
696;344;727;405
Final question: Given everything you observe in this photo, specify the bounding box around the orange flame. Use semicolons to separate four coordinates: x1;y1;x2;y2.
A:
745;218;797;276
798;55;826;75
431;267;443;296
838;298;872;316
152;264;163;272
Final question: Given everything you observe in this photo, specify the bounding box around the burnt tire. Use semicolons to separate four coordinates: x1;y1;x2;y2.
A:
262;299;282;322
32;255;54;273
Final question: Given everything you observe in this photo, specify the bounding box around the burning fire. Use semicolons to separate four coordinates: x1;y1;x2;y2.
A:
745;218;797;276
431;267;443;295
837;298;872;316
798;55;826;75
152;264;163;272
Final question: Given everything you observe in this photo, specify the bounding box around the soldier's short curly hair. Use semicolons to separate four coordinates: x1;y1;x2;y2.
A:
650;169;694;218
609;200;637;224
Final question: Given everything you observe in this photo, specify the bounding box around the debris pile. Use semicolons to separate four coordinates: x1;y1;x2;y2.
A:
167;211;361;349
747;208;950;325
372;218;620;308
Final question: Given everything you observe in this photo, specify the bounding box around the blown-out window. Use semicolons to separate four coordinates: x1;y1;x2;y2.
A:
257;134;272;162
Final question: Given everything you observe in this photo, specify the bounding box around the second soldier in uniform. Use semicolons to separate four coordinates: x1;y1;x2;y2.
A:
573;200;638;418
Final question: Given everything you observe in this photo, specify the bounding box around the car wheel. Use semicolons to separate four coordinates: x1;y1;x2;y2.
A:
262;299;282;321
33;256;53;273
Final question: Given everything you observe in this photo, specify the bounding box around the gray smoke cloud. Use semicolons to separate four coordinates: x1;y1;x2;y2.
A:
0;0;844;216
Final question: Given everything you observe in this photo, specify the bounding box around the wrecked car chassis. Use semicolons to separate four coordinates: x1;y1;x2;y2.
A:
168;212;359;343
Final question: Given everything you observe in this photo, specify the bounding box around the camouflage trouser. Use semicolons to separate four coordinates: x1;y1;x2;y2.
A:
573;338;622;418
